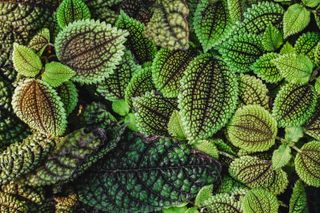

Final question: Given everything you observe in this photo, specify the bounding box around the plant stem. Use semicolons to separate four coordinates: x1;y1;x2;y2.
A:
219;151;236;160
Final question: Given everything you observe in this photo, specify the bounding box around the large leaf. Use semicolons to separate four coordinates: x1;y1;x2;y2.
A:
289;180;308;213
242;188;279;213
178;53;238;141
283;4;310;38
55;19;128;84
78;135;222;212
12;79;67;136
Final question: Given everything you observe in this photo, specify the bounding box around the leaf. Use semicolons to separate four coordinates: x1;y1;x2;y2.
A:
56;81;78;115
28;28;50;54
314;42;320;66
133;92;177;136
0;192;27;212
152;49;196;98
112;99;129;116
272;53;313;85
195;185;213;207
217;175;246;194
168;110;187;140
12;79;67;136
289;180;308;213
116;11;157;63
42;62;76;87
251;53;283;83
56;0;91;28
238;75;270;110
303;0;320;8
283;4;311;38
145;0;189;50
96;50;139;101
193;140;219;159
272;144;292;170
55;19;128;84
12;43;42;77
119;0;154;24
295;141;320;187
262;24;283;51
200;193;243;212
178;53;238;141
163;206;188;213
229;156;288;194
77;135;222;212
124;113;138;132
295;32;320;61
280;41;295;54
227;105;277;152
285;127;304;143
193;0;231;52
219;33;264;72
242;188;279;213
185;207;199;213
227;0;245;22
272;84;317;127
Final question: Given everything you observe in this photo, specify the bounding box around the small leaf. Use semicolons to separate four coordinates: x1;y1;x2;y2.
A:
227;105;277;152
200;192;243;212
112;99;129;116
262;24;283;51
42;62;75;87
12;79;67;136
56;0;91;28
303;0;320;8
124;113;138;132
185;207;199;213
195;185;213;207
12;43;42;77
242;188;279;213
285;127;304;143
295;141;320;187
272;144;292;170
28;28;50;54
168;110;187;140
272;53;313;85
56;81;78;115
283;4;311;38
163;205;187;213
289;180;308;213
280;42;295;54
295;32;320;61
193;140;219;159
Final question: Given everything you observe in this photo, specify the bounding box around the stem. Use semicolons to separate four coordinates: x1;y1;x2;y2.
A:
292;145;302;153
219;151;236;160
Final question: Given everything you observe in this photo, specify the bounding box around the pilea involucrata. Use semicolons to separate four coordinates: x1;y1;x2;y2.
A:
1;0;320;212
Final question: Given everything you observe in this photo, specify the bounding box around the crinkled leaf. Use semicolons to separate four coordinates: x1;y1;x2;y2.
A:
272;144;292;170
262;24;283;51
56;81;78;115
28;28;50;54
289;180;308;213
304;102;320;140
179;53;238;141
242;188;279;213
295;32;320;61
42;62;76;87
200;192;243;212
314;42;320;66
0;192;27;213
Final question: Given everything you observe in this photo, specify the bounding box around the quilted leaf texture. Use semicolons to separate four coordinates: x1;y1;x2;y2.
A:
145;0;189;50
272;84;317;127
229;156;288;195
295;141;320;187
55;19;128;84
96;50;139;101
116;11;157;63
85;0;118;24
54;193;77;213
133;92;177;136
219;33;264;72
0;191;27;213
193;0;231;52
78;135;222;212
120;0;154;24
28;28;50;54
12;79;67;136
242;188;279;213
227;105;277;152
295;32;320;61
179;53;238;141
0;132;55;185
289;180;308;213
152;48;196;98
56;81;78;115
304;102;320;140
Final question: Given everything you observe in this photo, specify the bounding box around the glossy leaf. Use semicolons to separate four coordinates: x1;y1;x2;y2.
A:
283;4;310;38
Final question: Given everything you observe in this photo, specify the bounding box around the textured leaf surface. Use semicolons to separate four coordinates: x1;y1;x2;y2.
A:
304;102;320;140
168;110;187;140
28;28;50;54
227;105;277;152
55;19;128;84
0;191;27;213
272;144;292;170
56;0;91;28
200;193;242;213
12;79;67;136
179;53;238;140
295;141;320;187
133;92;177;136
152;49;196;98
78;135;222;212
295;32;320;60
145;0;189;50
262;24;283;51
289;180;308;213
272;84;317;127
193;0;230;52
242;188;279;213
283;4;310;38
42;62;76;87
56;81;78;115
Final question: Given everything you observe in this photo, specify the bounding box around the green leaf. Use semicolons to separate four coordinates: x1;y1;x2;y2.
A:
28;28;50;55
193;0;231;52
283;4;311;38
0;192;27;212
272;53;313;85
289;180;308;213
55;19;128;84
178;54;238;141
133;92;177;136
200;192;243;212
303;0;320;8
145;0;189;50
227;105;277;152
295;32;320;61
124;113;138;132
285;127;304;143
219;33;264;72
12;43;42;77
163;205;187;213
56;81;78;115
195;185;213;207
42;62;76;87
262;24;283;51
78;135;222;212
116;11;157;63
272;144;292;170
295;141;320;187
272;84;317;127
251;53;283;83
193;140;219;159
304;102;320;140
112;99;129;116
56;0;91;28
152;49;196;98
168;110;187;140
185;207;199;213
238;75;270;110
227;0;245;22
217;175;246;194
242;188;279;213
280;42;296;54
12;79;67;136
314;42;320;66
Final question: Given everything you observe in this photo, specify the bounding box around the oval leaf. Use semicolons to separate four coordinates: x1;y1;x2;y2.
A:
42;62;76;87
242;188;279;213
